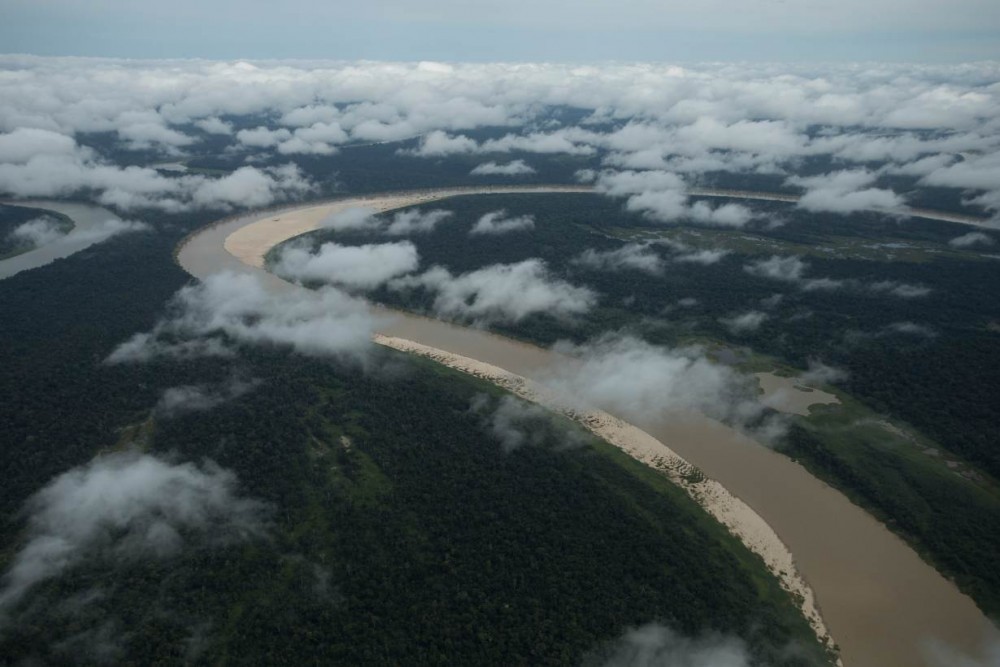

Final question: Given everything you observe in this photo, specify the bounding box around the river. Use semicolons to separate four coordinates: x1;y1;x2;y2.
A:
18;189;994;666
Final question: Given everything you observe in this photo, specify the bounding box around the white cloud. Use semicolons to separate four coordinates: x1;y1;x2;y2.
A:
789;170;905;214
573;243;665;275
469;394;576;453
592;623;751;667
0;452;267;613
194;117;233;135
273;240;419;290
596;170;755;227
155;376;260;417
320;206;378;231
868;280;931;298
543;334;766;426
675;248;729;264
235;126;292;149
744;255;807;282
470;159;536;176
721;311;768;334
383;209;452;236
469;210;535;235
7;216;67;248
391;259;596;324
949;231;994;248
106;271;379;363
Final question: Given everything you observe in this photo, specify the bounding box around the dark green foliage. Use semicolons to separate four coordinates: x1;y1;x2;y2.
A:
288;192;1000;617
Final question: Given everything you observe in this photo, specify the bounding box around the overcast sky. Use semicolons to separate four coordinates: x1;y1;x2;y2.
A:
2;0;998;62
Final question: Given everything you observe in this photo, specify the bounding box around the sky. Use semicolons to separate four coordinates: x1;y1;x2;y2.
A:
2;0;999;62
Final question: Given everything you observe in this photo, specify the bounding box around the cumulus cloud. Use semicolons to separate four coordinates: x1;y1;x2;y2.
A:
573;243;665;275
470;159;536;176
193;117;233;135
949;231;994;248
318;207;451;236
391;259;596;324
721;311;768;334
744;255;807;282
868;280;931;298
106;271;379;363
596;170;755;227
469;210;535;235
586;623;751;667
0;452;267;614
799;360;848;386
675;248;729;264
543;334;768;428
469;394;579;453
383;209;452;235
885;321;937;337
321;206;378;231
7;216;67;248
0;128;315;211
273;240;419;290
789;170;905;214
155;376;260;417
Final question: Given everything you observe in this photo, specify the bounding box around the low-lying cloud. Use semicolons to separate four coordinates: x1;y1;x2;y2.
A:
470;160;536;176
573;243;665;275
469;210;535;235
155;376;260;417
273;240;419;290
7;216;67;248
319;206;451;236
596;170;755;227
106;271;379;363
0;452;267;615
586;622;752;667
391;259;597;324
789;170;905;214
543;334;774;434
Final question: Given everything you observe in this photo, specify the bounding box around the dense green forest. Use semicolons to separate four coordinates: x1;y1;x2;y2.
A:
0;201;831;663
283;192;1000;616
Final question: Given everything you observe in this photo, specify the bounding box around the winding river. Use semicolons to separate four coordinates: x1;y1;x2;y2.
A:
0;200;123;279
9;189;996;665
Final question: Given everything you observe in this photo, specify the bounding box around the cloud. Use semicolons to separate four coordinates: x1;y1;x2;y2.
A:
391;259;596;324
868;280;931;298
675;248;729;264
789;169;905;214
320;206;378;231
106;271;379;363
573;243;665;275
155;376;260;417
0;128;315;211
743;255;852;292
799;360;849;386
721;311;768;334
596;170;755;227
587;623;751;667
885;321;937;337
470;159;536;176
0;452;267;614
7;216;67;248
543;334;767;428
409;130;479;157
744;255;807;282
193;117;233;135
470;394;586;454
318;207;451;236
383;209;452;235
273;240;419;290
949;231;994;248
469;210;535;235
